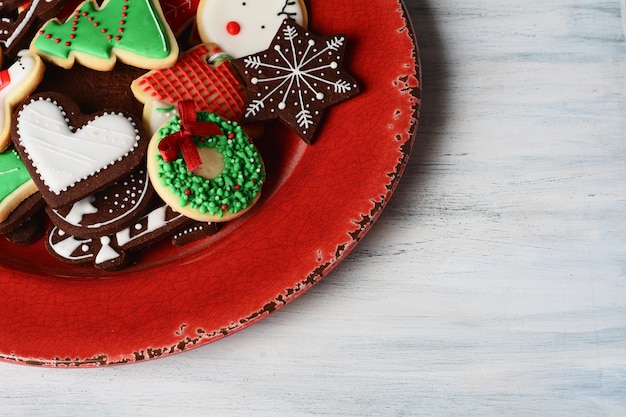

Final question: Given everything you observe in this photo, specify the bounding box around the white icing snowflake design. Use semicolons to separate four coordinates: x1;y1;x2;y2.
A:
235;20;359;143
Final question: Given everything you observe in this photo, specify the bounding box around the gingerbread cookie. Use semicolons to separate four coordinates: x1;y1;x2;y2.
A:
0;189;43;235
36;61;145;116
0;147;38;223
0;0;66;59
147;101;265;222
46;167;154;237
12;93;148;208
196;0;307;59
3;208;45;245
171;221;220;246
46;202;212;270
31;0;179;71
232;20;360;144
131;43;246;135
0;52;45;151
160;0;200;35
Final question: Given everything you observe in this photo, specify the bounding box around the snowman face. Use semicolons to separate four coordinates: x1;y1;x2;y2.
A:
197;0;308;58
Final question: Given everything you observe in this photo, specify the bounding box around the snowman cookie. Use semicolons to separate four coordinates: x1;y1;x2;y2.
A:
196;0;308;58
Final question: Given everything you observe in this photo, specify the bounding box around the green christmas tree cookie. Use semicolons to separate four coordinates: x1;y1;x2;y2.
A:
31;0;178;71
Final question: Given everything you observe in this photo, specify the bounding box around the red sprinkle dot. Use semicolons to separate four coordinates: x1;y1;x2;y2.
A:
72;20;78;25
45;33;51;38
123;5;128;9
121;12;127;17
88;16;93;21
93;21;99;26
71;27;77;32
120;20;126;25
82;11;87;16
65;41;71;46
107;35;113;40
70;33;76;38
235;185;241;190
118;28;124;33
54;38;61;43
39;29;44;34
101;28;107;33
228;133;235;139
221;204;228;211
184;189;191;196
115;35;121;40
226;21;241;35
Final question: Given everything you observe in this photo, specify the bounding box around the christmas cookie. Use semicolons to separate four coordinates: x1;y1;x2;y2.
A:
131;43;246;135
3;207;45;245
0;52;45;151
36;61;145;116
160;0;200;35
0;192;44;235
46;167;154;238
147;100;265;222
196;0;307;59
0;0;66;59
0;147;38;223
12;93;148;208
171;221;220;246
232;20;360;144
46;202;212;270
30;0;179;71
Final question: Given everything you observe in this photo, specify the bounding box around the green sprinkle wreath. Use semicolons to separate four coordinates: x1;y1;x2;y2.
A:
155;112;264;218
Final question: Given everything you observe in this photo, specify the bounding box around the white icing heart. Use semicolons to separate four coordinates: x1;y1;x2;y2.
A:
16;98;140;195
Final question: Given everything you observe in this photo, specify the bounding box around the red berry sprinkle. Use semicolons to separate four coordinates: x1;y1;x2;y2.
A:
221;204;228;211
65;41;71;46
70;33;76;38
235;185;241;190
54;38;61;43
184;189;191;196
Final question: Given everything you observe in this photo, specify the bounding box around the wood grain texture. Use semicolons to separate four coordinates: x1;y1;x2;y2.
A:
0;0;624;415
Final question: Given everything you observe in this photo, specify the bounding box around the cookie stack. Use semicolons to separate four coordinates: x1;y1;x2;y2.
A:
0;0;358;270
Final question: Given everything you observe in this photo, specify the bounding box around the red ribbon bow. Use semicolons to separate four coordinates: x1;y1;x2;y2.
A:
158;100;222;172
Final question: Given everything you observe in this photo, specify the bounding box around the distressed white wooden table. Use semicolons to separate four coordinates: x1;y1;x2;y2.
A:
1;1;625;415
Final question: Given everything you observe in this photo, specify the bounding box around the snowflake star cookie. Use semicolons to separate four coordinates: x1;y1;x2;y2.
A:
196;0;307;59
232;20;360;144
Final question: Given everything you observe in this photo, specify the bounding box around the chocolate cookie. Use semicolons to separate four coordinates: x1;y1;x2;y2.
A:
12;92;148;208
46;168;154;238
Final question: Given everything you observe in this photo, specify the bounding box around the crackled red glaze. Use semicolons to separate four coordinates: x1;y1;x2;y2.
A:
0;0;421;366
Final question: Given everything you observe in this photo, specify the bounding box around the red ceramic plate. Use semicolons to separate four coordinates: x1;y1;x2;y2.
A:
0;0;421;366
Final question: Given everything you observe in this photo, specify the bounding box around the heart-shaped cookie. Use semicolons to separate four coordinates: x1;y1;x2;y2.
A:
12;93;147;208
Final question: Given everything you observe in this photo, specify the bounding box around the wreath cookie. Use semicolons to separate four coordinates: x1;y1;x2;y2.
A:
147;101;265;222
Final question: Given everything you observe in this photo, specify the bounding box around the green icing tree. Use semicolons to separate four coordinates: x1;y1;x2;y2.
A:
34;0;171;61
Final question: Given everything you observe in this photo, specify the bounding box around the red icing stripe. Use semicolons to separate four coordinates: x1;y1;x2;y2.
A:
0;68;10;92
136;44;245;122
